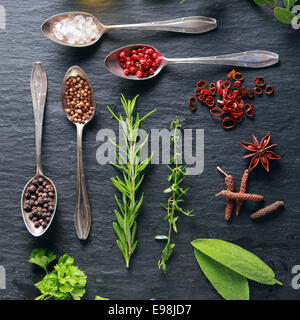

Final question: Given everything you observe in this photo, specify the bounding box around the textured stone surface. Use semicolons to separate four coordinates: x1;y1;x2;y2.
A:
0;0;299;300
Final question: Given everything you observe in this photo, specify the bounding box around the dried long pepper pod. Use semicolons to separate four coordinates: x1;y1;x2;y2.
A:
216;190;264;202
236;169;249;216
250;201;284;220
217;166;234;221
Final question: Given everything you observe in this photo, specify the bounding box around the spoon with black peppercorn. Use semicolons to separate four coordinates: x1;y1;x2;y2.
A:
61;66;96;240
21;62;57;237
41;12;217;48
105;44;280;80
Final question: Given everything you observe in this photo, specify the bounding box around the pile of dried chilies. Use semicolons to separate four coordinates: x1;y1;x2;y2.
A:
188;69;274;130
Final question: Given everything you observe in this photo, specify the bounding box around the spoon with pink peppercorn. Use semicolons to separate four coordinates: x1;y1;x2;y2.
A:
21;62;57;237
104;45;279;80
41;12;217;47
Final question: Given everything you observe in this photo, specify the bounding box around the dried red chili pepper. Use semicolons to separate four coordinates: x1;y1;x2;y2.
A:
195;87;203;96
222;117;236;130
205;96;215;107
217;80;223;95
254;87;263;95
234;80;242;87
247;89;255;98
222;80;232;90
188;97;197;112
196;80;206;89
210;107;224;117
239;86;247;96
233;72;244;81
227;69;236;79
265;85;274;95
255;76;266;87
209;82;216;95
197;95;205;102
189;70;274;130
245;103;254;117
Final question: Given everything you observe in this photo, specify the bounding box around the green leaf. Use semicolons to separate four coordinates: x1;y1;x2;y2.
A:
164;187;173;193
283;0;297;9
155;235;169;240
274;7;296;23
194;249;249;300
253;0;276;6
191;239;282;285
28;249;56;273
95;296;110;300
34;253;86;300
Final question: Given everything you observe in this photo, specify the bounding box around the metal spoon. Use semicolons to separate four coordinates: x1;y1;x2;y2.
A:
61;66;96;240
105;44;280;80
21;62;57;237
41;12;217;47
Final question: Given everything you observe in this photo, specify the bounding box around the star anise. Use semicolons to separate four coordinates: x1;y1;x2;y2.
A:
240;133;280;172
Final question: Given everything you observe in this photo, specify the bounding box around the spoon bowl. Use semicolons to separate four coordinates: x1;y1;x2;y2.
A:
21;175;57;237
61;66;96;124
42;12;104;48
105;44;280;80
41;12;217;48
105;44;166;81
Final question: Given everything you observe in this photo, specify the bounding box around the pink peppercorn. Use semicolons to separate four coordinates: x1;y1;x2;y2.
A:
119;46;162;79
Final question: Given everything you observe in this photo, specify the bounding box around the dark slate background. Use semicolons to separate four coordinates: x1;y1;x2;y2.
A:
0;0;299;300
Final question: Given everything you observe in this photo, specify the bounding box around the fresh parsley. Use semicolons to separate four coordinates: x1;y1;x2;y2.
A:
28;249;87;300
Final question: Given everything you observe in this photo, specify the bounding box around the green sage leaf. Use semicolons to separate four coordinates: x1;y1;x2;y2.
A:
194;249;249;300
283;0;297;9
191;239;282;285
253;0;276;6
274;7;296;24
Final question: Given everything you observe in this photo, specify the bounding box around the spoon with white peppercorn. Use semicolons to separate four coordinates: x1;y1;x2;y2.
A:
61;66;96;240
21;62;57;237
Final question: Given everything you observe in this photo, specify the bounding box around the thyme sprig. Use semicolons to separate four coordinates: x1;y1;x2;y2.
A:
156;119;193;274
108;94;156;268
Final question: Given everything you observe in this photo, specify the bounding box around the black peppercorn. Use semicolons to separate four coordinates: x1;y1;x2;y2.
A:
38;177;44;185
38;197;44;206
34;221;40;228
23;204;31;212
28;185;36;194
42;222;47;228
32;179;38;186
48;206;54;213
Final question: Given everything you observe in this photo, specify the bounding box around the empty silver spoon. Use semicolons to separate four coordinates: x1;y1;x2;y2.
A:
61;66;96;240
41;12;217;47
105;44;280;80
21;62;57;237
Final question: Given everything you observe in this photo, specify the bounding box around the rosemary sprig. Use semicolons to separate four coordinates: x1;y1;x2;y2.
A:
156;119;193;274
108;94;156;268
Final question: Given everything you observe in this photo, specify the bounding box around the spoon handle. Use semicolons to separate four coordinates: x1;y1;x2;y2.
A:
166;50;279;68
31;62;47;176
74;124;91;240
105;16;217;34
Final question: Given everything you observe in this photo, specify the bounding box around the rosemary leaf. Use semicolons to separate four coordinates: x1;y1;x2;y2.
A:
108;94;156;268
